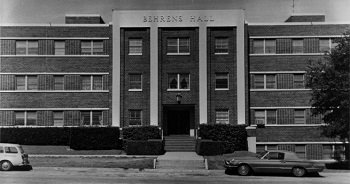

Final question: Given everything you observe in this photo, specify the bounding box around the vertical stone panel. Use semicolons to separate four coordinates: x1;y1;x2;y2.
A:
0;75;15;90
65;75;81;90
276;38;292;54
277;109;294;124
306;144;323;160
0;111;14;126
304;38;319;53
277;144;296;152
0;40;16;55
66;40;81;55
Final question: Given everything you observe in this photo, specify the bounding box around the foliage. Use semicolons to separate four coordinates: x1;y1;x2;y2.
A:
195;139;225;156
122;126;161;140
306;31;350;142
124;140;164;155
198;124;248;153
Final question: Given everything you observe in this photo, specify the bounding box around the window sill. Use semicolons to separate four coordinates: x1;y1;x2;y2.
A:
166;53;190;56
214;53;229;55
0;90;109;93
128;89;143;92
167;89;190;92
250;124;325;127
250;89;311;91
1;55;109;57
128;53;143;56
215;88;229;91
250;53;324;56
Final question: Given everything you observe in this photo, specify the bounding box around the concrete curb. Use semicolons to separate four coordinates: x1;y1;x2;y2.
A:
30;154;159;158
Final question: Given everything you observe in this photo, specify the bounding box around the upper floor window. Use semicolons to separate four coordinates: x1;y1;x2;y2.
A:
129;110;142;126
253;109;277;125
81;40;104;55
253;39;264;54
294;109;306;124
253;74;276;89
81;75;103;90
16;40;38;55
252;39;276;54
168;73;190;90
319;38;330;53
167;38;190;55
16;75;38;90
215;73;229;90
54;41;65;55
54;75;64;90
292;39;304;53
215;37;229;54
264;39;276;54
293;74;305;89
215;110;229;124
129;39;143;55
53;111;64;126
129;74;142;91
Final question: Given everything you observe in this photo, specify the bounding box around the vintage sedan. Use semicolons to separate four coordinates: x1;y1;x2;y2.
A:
0;143;31;171
224;150;324;177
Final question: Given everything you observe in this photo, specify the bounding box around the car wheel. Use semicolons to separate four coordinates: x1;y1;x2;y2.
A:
1;161;13;171
292;167;306;177
237;164;251;176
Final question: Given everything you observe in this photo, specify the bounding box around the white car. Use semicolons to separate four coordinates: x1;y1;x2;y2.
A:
0;143;30;171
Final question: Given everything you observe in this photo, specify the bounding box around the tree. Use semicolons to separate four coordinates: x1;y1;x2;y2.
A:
306;31;350;160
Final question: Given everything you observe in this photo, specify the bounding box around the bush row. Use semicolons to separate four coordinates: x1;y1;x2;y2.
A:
198;124;248;154
196;139;225;156
122;126;161;140
0;127;121;150
124;140;164;155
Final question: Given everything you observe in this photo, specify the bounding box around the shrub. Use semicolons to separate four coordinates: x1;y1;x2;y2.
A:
124;140;164;155
196;139;225;156
69;127;121;150
0;127;121;150
326;161;350;170
198;124;248;153
122;126;161;140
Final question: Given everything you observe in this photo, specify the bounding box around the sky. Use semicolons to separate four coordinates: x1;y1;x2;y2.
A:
0;0;350;24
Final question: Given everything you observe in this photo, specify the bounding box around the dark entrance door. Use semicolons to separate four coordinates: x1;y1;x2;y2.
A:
167;109;190;135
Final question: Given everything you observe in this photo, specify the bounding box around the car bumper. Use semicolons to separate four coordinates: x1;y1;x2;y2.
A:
307;167;324;173
224;161;239;169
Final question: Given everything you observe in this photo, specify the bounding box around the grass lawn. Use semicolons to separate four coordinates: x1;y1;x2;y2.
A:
30;156;156;169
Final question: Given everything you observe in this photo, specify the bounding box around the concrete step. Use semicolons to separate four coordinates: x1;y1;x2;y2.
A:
156;160;205;169
165;141;195;145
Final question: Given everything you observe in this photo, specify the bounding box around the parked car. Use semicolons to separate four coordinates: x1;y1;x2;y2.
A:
0;143;30;171
224;150;324;177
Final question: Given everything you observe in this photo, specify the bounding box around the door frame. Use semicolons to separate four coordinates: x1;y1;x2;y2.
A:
162;104;195;136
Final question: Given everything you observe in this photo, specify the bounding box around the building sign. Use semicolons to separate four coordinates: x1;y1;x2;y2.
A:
143;15;215;23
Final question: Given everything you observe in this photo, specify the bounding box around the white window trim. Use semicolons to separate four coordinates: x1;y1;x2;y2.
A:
128;74;142;92
2;90;109;93
167;73;190;91
129;110;142;126
15;75;38;91
16;40;38;55
166;38;190;55
294;109;306;124
53;111;64;126
214;38;229;55
215;110;229;124
128;39;143;56
215;73;229;90
254;109;277;125
15;111;37;126
128;53;143;56
250;89;311;92
81;110;103;126
254;74;276;90
1;55;109;57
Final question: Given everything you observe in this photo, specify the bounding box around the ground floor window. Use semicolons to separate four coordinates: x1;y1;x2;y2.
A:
80;111;103;126
53;111;64;126
215;110;229;124
129;110;142;126
14;111;37;126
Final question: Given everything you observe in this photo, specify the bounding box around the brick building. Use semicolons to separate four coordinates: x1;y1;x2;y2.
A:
0;10;348;159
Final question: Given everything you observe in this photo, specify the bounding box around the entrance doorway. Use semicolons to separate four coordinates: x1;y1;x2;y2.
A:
163;105;194;135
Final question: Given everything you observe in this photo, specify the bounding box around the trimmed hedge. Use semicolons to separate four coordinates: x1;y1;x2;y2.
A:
122;126;161;140
0;127;121;150
124;140;164;155
196;139;225;156
198;124;248;153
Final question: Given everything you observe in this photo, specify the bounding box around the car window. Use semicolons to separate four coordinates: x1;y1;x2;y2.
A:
18;146;25;154
0;146;3;153
5;147;18;154
268;152;285;160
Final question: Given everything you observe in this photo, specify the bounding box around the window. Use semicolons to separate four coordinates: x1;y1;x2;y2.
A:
81;40;104;55
81;111;91;126
168;74;190;90
292;39;304;53
92;111;103;125
53;111;64;126
129;74;142;91
253;110;277;125
294;109;306;124
215;37;229;54
5;147;18;154
265;39;276;54
167;38;190;54
295;145;306;159
215;110;229;124
129;110;142;126
319;38;330;53
54;41;65;55
27;76;38;90
15;111;25;126
81;111;102;126
293;74;304;88
253;39;264;54
16;76;26;90
331;38;338;50
129;39;143;55
0;146;3;153
215;73;229;90
26;111;37;125
267;152;284;160
81;75;103;90
54;75;64;90
16;40;38;55
253;74;276;89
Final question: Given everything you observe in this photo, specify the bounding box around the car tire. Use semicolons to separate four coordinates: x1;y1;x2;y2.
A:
292;167;306;177
237;164;251;176
1;161;13;171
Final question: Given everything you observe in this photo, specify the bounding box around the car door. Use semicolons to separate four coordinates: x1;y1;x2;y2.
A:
4;146;21;165
257;152;287;174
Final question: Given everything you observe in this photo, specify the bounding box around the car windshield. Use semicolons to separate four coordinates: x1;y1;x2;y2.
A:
257;151;268;159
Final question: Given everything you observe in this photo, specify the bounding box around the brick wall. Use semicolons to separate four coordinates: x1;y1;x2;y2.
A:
207;27;238;124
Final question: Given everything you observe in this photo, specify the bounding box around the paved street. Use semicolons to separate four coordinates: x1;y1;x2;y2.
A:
1;167;350;184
